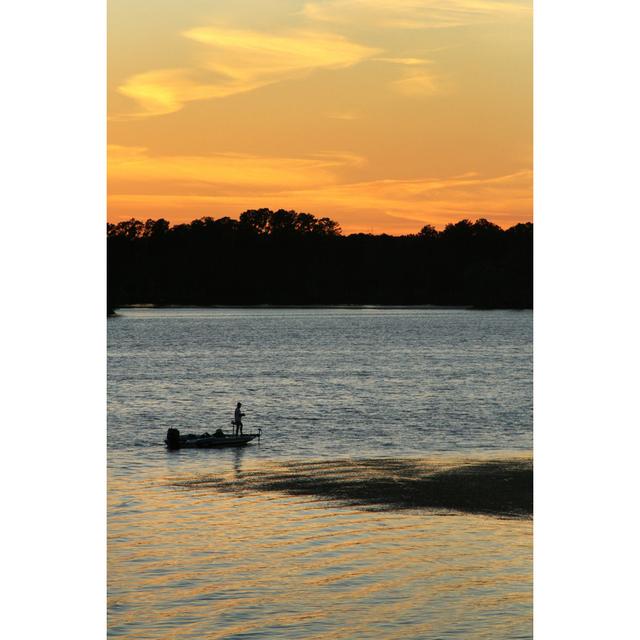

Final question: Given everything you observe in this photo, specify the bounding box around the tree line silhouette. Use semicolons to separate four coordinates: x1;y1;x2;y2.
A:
108;209;532;310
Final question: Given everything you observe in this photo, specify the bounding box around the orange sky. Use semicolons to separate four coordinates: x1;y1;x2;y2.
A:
108;0;532;234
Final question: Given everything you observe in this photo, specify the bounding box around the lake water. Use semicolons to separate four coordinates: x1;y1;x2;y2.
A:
108;308;532;639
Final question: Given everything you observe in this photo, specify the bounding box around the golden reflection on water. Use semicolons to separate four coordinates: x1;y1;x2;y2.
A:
109;459;531;639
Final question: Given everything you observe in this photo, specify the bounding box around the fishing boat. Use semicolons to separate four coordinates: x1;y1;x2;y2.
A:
165;427;261;450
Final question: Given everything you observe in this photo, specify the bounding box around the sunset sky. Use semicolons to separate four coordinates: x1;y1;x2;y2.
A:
108;0;532;234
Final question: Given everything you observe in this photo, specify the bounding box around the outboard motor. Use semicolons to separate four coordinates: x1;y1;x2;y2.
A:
165;428;181;450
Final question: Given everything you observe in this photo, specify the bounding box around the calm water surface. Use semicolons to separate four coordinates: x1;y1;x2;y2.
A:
108;308;532;639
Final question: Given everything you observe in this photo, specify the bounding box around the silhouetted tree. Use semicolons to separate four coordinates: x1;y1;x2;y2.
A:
108;218;144;240
107;210;532;310
239;208;271;234
316;217;341;236
418;224;438;240
143;218;170;238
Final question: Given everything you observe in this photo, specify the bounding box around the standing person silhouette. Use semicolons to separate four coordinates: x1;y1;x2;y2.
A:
234;402;245;435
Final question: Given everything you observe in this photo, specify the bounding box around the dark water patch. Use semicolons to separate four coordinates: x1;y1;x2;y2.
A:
176;456;532;518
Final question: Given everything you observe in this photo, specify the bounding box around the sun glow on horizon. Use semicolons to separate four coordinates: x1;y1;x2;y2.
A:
108;0;532;234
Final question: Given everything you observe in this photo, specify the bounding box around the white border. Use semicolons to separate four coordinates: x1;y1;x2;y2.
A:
2;2;105;638
535;1;640;636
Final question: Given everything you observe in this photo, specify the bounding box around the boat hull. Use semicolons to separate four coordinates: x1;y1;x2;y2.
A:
165;428;260;449
176;434;259;448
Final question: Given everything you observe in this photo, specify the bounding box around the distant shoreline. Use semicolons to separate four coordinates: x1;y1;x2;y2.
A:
110;303;532;313
113;303;475;310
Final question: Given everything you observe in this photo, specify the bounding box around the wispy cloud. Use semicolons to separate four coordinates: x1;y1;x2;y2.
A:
375;56;445;96
109;144;531;233
391;70;442;96
108;145;365;193
303;0;531;30
117;27;379;117
289;169;532;213
276;168;533;231
117;69;252;118
375;57;433;65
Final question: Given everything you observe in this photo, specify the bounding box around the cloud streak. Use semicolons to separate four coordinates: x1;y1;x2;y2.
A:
108;146;531;233
303;0;531;30
281;169;533;229
117;27;379;117
391;71;442;96
375;57;433;65
108;145;365;193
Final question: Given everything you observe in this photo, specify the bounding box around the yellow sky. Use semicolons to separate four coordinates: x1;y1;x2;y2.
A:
108;0;532;234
